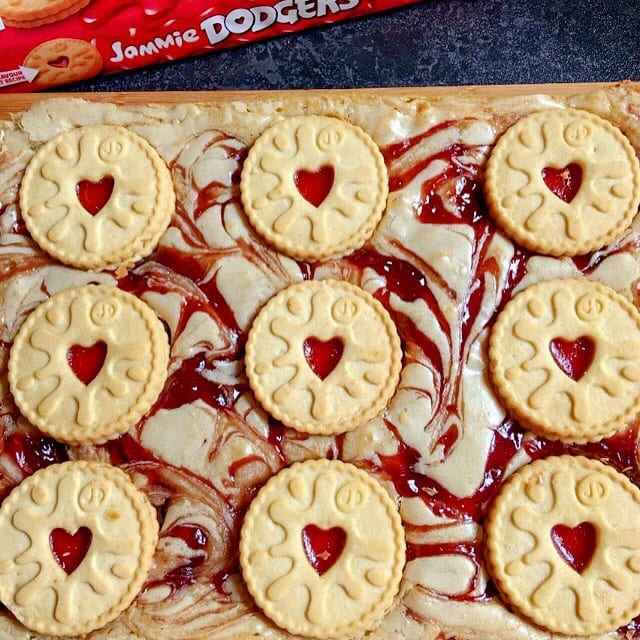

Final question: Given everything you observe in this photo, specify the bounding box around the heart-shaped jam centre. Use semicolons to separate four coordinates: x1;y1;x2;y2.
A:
76;176;114;216
50;527;92;575
67;341;108;385
549;336;595;381
303;337;344;380
301;524;346;576
294;165;335;207
550;522;597;574
48;55;70;68
541;163;583;203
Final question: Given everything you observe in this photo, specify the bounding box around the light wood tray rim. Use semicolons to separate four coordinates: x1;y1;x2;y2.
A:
0;82;627;119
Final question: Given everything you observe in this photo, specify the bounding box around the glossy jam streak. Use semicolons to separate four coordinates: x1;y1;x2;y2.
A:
50;527;92;575
620;616;640;637
192;140;245;220
3;432;67;477
147;557;205;595
117;267;209;339
378;419;525;522
549;336;595;381
550;522;596;574
154;246;241;337
418;173;486;227
67;341;108;385
541;163;582;203
384;120;476;194
303;336;343;380
294;165;335;207
348;249;447;373
105;433;156;466
301;524;346;576
166;523;209;550
266;418;288;465
76;177;114;215
525;424;640;484
210;569;233;598
407;540;488;602
160;355;243;411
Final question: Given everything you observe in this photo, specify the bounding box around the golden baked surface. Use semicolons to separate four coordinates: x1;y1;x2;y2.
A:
1;83;640;640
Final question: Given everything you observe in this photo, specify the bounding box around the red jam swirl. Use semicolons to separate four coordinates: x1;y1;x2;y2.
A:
2;432;68;486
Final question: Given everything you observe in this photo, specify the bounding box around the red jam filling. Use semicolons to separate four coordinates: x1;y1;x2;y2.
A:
49;527;92;575
47;56;70;69
67;341;108;385
294;165;335;207
301;524;346;575
550;521;597;574
303;336;344;380
541;163;583;203
549;336;595;381
76;176;115;215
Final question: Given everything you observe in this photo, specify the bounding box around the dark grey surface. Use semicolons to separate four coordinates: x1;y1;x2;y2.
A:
60;0;639;93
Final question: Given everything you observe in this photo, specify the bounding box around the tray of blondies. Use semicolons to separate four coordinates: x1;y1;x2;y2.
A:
0;81;639;640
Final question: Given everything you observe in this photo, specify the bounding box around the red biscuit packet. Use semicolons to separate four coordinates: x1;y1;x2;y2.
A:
0;0;421;92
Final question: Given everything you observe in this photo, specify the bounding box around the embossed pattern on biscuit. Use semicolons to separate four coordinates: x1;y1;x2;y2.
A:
245;279;402;435
484;108;640;256
19;125;174;270
240;115;388;260
485;455;640;636
239;459;405;638
488;278;640;443
8;284;169;444
0;461;158;636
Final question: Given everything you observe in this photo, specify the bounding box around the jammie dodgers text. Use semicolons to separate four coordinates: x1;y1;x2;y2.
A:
109;0;360;62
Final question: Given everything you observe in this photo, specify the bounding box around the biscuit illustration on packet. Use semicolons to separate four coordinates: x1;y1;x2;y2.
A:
23;38;103;87
0;0;91;28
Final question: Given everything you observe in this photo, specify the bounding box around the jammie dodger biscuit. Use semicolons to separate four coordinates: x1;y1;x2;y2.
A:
240;115;389;260
484;108;640;256
0;0;91;28
24;38;103;88
0;461;158;636
20;124;174;271
245;279;402;435
485;455;640;636
240;459;405;638
8;284;170;445
488;278;640;443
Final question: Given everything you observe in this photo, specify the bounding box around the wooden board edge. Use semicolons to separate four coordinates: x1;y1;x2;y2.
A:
0;82;626;120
